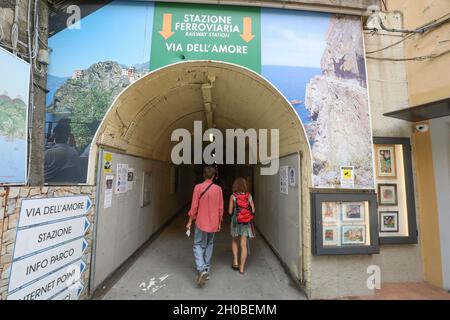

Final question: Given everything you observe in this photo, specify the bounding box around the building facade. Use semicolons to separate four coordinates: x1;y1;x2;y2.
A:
0;0;448;300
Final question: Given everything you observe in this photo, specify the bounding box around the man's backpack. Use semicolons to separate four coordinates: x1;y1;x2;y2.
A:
234;192;254;224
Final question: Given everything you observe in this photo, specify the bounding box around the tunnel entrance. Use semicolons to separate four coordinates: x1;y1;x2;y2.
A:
88;61;312;296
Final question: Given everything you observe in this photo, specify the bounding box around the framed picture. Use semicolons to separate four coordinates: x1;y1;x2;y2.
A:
342;225;366;245
380;211;399;232
375;144;397;178
323;226;339;246
342;202;365;222
322;202;339;223
378;184;398;205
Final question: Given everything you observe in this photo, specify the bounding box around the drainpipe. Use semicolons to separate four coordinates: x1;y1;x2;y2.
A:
10;0;20;53
201;76;216;129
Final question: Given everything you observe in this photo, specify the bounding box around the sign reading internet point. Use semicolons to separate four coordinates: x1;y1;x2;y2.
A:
151;3;261;72
7;260;86;300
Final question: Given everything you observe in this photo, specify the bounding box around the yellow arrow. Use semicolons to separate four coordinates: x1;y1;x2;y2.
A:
159;13;175;40
240;17;255;43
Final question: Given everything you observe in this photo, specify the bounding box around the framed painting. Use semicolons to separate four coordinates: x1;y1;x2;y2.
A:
380;211;399;232
322;202;339;224
342;225;366;245
342;202;365;222
378;184;398;206
375;144;397;179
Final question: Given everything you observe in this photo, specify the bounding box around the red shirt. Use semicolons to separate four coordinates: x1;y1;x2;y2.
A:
188;179;224;233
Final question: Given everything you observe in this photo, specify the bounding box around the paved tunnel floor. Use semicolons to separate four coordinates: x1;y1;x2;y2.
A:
99;213;307;300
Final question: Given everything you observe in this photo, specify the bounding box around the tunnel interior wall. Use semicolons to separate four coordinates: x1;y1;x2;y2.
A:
92;150;194;290
254;154;302;281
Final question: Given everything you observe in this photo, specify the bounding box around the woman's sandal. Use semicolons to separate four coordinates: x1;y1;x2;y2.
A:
239;269;245;275
232;264;239;270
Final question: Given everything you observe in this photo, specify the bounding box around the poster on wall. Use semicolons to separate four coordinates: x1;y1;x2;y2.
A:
104;175;114;208
115;163;128;194
127;168;135;191
45;1;374;189
340;166;355;188
280;166;289;195
103;152;113;173
142;171;152;207
289;167;297;187
0;47;30;184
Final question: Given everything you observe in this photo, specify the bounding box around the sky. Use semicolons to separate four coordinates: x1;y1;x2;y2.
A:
48;0;154;77
261;8;330;67
0;47;30;101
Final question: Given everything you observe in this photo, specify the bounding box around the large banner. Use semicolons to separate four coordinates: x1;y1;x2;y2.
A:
0;47;29;184
46;0;374;189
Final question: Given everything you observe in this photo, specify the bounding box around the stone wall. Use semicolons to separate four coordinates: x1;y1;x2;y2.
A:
0;186;96;300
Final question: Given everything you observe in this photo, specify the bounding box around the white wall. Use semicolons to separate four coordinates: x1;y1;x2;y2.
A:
92;150;194;289
430;116;450;290
254;154;301;280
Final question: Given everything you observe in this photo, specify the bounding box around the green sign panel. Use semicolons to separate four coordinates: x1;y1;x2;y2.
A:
150;3;261;72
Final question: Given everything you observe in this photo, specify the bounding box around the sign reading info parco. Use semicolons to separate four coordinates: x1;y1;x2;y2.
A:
8;237;89;292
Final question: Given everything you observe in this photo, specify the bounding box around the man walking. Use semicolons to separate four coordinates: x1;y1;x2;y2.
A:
186;166;224;287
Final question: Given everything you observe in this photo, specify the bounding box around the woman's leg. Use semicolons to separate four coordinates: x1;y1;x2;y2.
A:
231;237;239;266
240;235;248;273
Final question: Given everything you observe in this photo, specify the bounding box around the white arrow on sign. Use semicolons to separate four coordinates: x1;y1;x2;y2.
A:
8;237;88;293
7;260;86;300
51;281;84;300
18;196;92;228
13;217;90;260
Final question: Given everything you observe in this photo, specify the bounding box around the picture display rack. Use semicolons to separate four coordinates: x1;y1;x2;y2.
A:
373;137;418;245
311;192;379;256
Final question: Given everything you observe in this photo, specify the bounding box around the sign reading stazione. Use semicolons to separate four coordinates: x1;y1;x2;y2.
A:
151;3;261;72
13;217;90;259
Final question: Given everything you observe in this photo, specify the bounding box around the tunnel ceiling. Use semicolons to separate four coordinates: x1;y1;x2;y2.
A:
93;61;309;163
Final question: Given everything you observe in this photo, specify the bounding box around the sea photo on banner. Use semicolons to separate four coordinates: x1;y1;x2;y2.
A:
45;1;375;189
261;9;374;189
45;1;155;183
0;47;30;184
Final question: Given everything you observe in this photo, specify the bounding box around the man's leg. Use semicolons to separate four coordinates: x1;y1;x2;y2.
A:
193;227;206;272
204;232;215;274
193;227;208;287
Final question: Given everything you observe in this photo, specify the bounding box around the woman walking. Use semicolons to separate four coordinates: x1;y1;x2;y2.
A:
228;177;255;274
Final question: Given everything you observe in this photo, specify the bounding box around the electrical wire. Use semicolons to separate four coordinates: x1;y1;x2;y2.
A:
366;12;450;59
365;12;450;34
367;48;450;62
366;33;414;54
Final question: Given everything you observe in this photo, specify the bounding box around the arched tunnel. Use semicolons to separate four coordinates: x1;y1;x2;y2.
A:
87;61;312;298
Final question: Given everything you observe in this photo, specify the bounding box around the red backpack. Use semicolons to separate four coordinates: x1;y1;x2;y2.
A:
234;192;254;223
